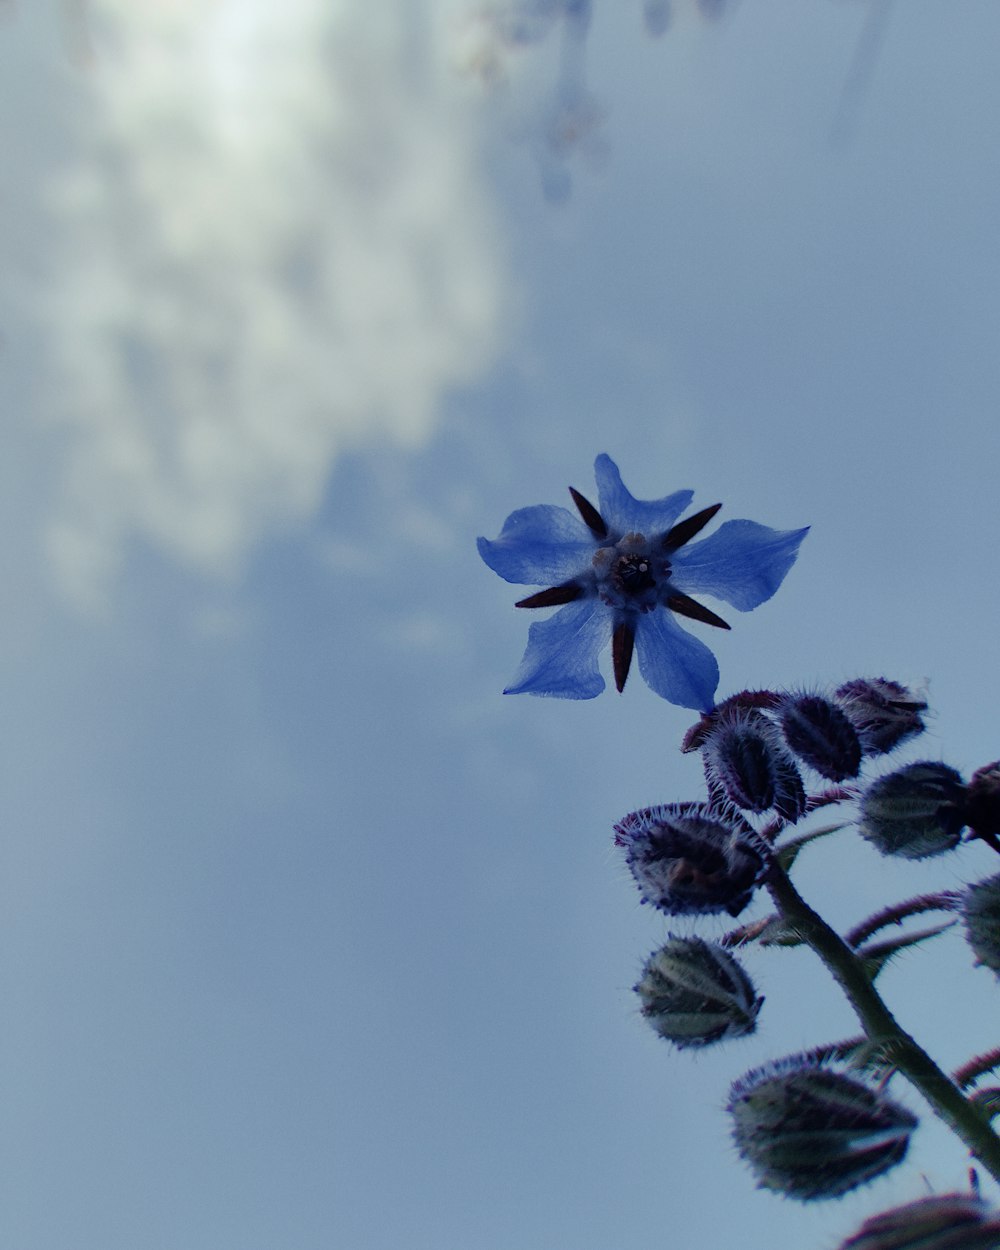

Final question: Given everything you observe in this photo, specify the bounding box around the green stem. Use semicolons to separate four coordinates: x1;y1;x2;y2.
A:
767;862;1000;1183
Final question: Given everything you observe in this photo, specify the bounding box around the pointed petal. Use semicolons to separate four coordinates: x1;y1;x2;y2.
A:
568;487;608;538
670;521;809;611
477;504;595;586
667;592;731;630
516;582;585;609
634;608;720;710
504;599;612;699
593;454;693;537
612;620;635;692
663;502;722;551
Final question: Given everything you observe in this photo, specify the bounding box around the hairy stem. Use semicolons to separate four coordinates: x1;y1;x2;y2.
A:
766;862;1000;1182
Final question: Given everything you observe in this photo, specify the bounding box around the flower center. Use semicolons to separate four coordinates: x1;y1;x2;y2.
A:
593;533;671;611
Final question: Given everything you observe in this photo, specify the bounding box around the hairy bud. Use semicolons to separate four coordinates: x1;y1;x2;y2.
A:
728;1060;917;1201
836;1193;1000;1250
858;763;967;859
963;873;1000;976
701;709;806;823
965;761;1000;843
834;679;927;757
614;804;770;917
634;937;762;1049
779;693;862;781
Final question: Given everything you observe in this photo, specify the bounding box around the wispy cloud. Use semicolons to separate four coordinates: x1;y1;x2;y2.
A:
40;0;508;609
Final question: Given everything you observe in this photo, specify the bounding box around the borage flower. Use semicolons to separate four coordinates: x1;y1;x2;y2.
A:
478;454;808;709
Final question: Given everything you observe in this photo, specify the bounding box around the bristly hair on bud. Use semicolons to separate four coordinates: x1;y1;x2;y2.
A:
778;692;863;782
634;936;762;1049
728;1058;917;1202
836;1192;1000;1250
614;803;770;917
963;873;1000;978
965;762;1000;849
700;706;806;824
858;762;968;860
834;678;927;758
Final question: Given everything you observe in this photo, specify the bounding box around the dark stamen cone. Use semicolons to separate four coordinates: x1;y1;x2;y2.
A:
613;620;635;692
515;582;585;609
667;593;731;630
663;503;722;551
568;487;607;538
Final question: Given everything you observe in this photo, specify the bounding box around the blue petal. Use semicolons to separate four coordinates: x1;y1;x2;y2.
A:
635;608;720;711
671;521;810;612
504;599;611;698
593;454;694;537
477;504;595;587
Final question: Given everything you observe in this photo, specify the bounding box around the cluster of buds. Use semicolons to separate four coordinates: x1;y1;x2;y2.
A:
682;678;927;824
836;1192;1000;1250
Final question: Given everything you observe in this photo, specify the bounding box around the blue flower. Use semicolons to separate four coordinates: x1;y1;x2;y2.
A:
477;454;808;709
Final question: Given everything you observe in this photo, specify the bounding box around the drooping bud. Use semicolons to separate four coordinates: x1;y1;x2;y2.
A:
963;873;1000;977
779;693;862;781
728;1060;917;1201
965;762;1000;844
858;762;967;859
834;679;927;757
836;1193;1000;1250
614;803;770;917
701;708;806;823
634;937;762;1049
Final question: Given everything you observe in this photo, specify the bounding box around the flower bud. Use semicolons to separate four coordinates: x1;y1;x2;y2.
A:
834;678;927;757
963;873;1000;976
965;761;1000;842
836;1193;1000;1250
858;762;967;859
634;937;762;1049
614;803;770;917
728;1060;917;1201
779;693;862;781
701;709;806;823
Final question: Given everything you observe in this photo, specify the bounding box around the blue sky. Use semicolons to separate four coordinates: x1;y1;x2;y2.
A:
3;2;1000;1248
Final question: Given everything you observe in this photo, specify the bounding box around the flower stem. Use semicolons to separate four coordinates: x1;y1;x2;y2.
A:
766;862;1000;1182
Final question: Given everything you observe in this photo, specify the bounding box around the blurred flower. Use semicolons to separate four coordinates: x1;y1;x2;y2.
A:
728;1059;917;1201
614;803;770;917
478;454;807;709
858;762;967;859
634;936;762;1048
836;1192;1000;1250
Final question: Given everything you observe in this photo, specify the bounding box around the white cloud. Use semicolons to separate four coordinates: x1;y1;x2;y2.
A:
40;0;509;609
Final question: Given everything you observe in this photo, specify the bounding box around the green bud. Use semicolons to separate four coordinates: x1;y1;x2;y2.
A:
836;1193;1000;1250
963;873;1000;976
728;1060;917;1201
858;762;967;859
634;937;762;1049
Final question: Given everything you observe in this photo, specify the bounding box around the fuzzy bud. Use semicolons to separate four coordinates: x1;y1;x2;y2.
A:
634;937;762;1049
963;873;1000;976
614;803;769;917
858;762;967;859
965;761;1000;843
836;1193;1000;1250
701;709;806;822
779;693;862;781
728;1060;917;1201
834;679;927;757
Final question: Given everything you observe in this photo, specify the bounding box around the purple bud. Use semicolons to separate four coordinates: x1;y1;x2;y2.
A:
859;762;967;859
834;679;927;757
963;873;1000;977
779;693;862;781
965;761;1000;843
836;1193;1000;1250
614;803;770;917
702;708;806;823
634;937;762;1049
728;1060;917;1201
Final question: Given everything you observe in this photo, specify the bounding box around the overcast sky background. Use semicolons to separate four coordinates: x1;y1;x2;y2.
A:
3;2;1000;1248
